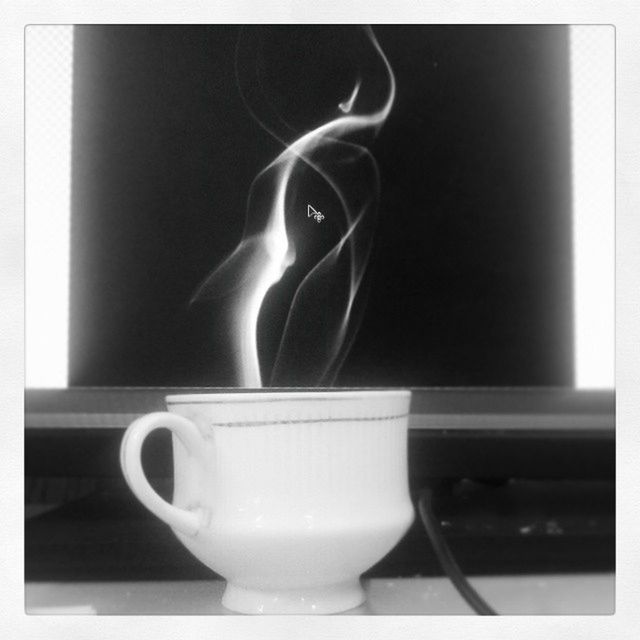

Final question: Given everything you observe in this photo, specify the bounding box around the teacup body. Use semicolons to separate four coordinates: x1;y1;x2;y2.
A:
121;390;413;614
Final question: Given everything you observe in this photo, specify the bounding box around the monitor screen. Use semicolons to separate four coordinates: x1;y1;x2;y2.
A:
25;25;614;390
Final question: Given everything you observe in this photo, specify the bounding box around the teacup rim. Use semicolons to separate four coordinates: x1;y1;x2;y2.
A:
166;389;411;404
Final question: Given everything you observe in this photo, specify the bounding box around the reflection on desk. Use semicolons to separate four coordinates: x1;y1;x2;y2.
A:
26;574;614;615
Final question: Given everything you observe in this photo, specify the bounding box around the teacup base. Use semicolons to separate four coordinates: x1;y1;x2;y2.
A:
221;579;366;615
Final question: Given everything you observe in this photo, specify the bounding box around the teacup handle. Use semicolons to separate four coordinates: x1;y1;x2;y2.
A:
120;412;205;537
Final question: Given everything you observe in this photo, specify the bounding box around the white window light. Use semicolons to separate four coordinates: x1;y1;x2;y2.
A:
569;25;615;389
25;25;74;388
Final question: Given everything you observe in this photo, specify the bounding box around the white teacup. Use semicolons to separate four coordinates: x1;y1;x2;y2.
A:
120;390;414;614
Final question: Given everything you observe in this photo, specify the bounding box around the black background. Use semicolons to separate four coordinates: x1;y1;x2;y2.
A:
68;25;573;387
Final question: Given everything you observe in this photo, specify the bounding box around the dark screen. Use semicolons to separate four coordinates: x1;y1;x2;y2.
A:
69;25;573;387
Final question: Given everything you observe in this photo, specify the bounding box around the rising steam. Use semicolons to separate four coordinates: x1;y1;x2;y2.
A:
191;26;395;387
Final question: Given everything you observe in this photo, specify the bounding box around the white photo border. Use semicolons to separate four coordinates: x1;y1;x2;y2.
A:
3;1;639;639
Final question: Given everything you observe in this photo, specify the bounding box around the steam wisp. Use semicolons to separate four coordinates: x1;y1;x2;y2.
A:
191;27;395;387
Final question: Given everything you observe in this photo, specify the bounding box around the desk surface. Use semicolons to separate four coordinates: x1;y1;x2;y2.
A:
26;574;614;615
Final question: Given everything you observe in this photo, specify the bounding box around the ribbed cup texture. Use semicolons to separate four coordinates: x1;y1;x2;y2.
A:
169;390;411;526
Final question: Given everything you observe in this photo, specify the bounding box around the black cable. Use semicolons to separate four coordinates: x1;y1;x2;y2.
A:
417;486;498;615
